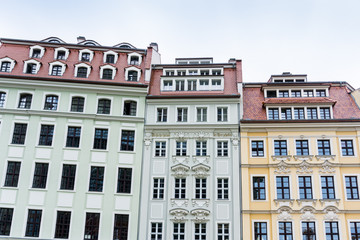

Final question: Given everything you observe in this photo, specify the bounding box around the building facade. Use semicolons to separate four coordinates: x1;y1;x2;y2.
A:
138;58;242;240
0;37;160;239
241;73;360;240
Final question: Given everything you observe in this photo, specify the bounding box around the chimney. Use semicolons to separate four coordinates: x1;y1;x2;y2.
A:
228;58;236;64
149;42;158;52
77;36;86;43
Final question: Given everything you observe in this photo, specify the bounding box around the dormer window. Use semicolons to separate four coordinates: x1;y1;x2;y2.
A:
106;55;115;64
51;65;62;76
165;70;175;76
200;70;210;76
316;90;326;97
304;90;314;97
102;69;113;79
77;67;88;78
307;108;317;119
188;80;196;91
29;46;45;59
0;62;11;72
0;57;16;73
103;50;118;64
291;90;301;97
213;69;221;75
177;70;186;76
125;67;141;81
189;70;198;75
279;90;289;98
128;71;138;81
57;51;66;60
320;107;331;119
267;90;277;98
130;56;139;65
100;65;116;80
199;80;209;90
81;53;90;62
78;49;94;62
26;64;36;74
163;80;173;91
75;63;91;78
32;49;41;58
175;80;185;91
212;79;222;90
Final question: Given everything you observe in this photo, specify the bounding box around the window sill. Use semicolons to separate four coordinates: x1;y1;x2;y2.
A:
91;149;108;152
271;155;291;161
114;193;133;196
8;144;25;147
274;199;295;206
29;188;48;192
57;189;75;193
1;186;19;190
63;147;80;150
118;150;135;154
86;191;104;195
315;155;336;161
35;145;54;149
293;155;314;161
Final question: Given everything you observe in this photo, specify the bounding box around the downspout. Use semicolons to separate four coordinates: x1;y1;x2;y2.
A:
238;101;243;240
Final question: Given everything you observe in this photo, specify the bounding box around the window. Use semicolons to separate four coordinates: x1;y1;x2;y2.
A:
127;71;138;81
318;140;331;155
54;211;71;239
57;51;66;60
121;130;135;151
268;108;279;120
293;108;304;119
213;69;221;75
32;163;49;189
18;93;32;109
291;90;301;97
26;63;37;74
197;107;207;122
316;89;326;97
106;54;115;64
188;70;198;75
195;178;207;199
188;80;197;91
304;90;314;97
38;125;54;146
0;208;13;236
130;56;139;65
177;70;186;76
174;178;186;199
199;79;209;90
217;178;229;200
345;176;359;199
102;69;113;79
150;222;162;240
194;223;206;240
4;162;21;187
65;126;81;148
217;141;228;157
117;168;132;193
280;108;291;120
252;140;264;157
12;123;27;145
253;176;266;200
276;176;290;199
25;210;42;237
279;90;289;98
81;53;90;62
321;176;335;199
200;70;210;75
0;92;6;107
267;90;277;98
32;49;41;58
212;79;222;90
350;222;360;240
177;108;188;122
84;213;100;240
307;108;317;119
320;107;331;119
279;222;293;240
302;222;316;240
341;140;354;156
97;99;111;114
44;95;58;110
217;223;229;240
299;176;313;199
51;65;62;76
165;70;175;76
176;141;187;156
89;166;104;192
77;67;88;78
253;222;268;240
70;97;85;112
274;140;287;156
296;140;309;155
173;223;185;240
163;80;173;91
0;62;11;72
196;141;207;156
60;164;76;190
113;214;129;240
325;222;339;240
123;101;137;116
155;141;166;157
157;108;167;122
175;80;185;91
153;178;164;199
217;107;228;122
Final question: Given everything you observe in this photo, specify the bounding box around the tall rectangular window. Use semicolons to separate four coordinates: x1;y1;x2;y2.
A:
44;95;58;110
177;108;188;122
268;108;279;120
117;168;132;193
299;176;313;199
197;107;207;122
252;140;264;157
173;223;185;240
294;108;305;119
274;140;287;156
174;178;186;199
0;208;13;236
89;166;104;192
279;222;293;240
320;107;331;119
217;141;228;157
188;80;197;91
325;222;339;240
150;222;162;240
281;108;292;120
0;92;6;107
350;222;360;240
11;123;27;144
195;178;207;199
276;176;290;199
25;209;42;237
18;93;32;109
318;140;331;155
97;99;111;114
93;129;108;150
60;164;76;190
345;176;359;199
196;141;207;156
307;108;318;119
341;140;354;156
217;178;229;200
84;213;100;240
121;130;135;151
32;163;49;189
123;101;137;116
153;178;164;199
296;140;309;155
321;176;335;199
302;222;316;240
217;223;229;240
217;107;228;122
38;125;54;146
253;176;266;200
175;80;185;91
155;141;166;157
66;126;81;148
113;214;129;240
54;211;71;239
176;141;187;156
4;161;21;187
157;108;167;122
70;97;85;112
254;222;267;240
194;223;206;240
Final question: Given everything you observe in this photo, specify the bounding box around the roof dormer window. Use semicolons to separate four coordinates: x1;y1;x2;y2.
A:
213;69;221;75
100;65;116;80
125;67;141;82
32;49;41;58
291;90;301;97
81;53;90;62
106;55;115;64
75;63;91;78
54;47;69;61
29;46;45;59
103;50;118;64
165;70;175;76
78;49;94;62
0;57;16;73
266;90;277;98
188;70;198;75
279;90;289;98
200;70;210;76
0;62;11;72
303;90;314;97
316;90;326;97
177;70;186;76
130;56;139;65
127;53;142;66
57;51;66;60
49;61;66;76
23;59;41;74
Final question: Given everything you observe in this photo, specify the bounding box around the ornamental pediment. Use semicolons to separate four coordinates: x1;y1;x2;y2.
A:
190;208;210;223
171;164;190;178
169;208;189;223
191;164;211;178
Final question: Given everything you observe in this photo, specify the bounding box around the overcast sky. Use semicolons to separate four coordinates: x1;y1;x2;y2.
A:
1;0;359;88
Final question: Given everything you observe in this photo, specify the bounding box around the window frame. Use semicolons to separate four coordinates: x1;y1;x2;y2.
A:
217;140;229;157
100;65;116;80
48;61;66;76
23;59;41;74
196;140;207;156
340;139;356;157
96;97;112;115
174;177;186;199
194;222;207;240
251;175;267;201
217;223;230;240
54;210;72;239
217;178;229;200
88;166;105;192
31;162;49;189
65;125;82;148
320;175;336;199
0;89;8;108
116;167;132;194
154;141;167;157
43;94;59;111
38;124;55;146
156;107;168;122
127;52;142;65
25;209;42;237
93;128;109;150
29;45;45;59
298;176;313;200
149;222;163;240
276;176;291;200
103;50;118;64
125;67;141;81
317;139;331;155
120;129;135;152
83;212;100;240
278;221;293;240
17;92;33;109
0;57;16;73
70;95;86;113
295;139;309;156
152;177;165;199
175;141;187;156
217;106;228;122
0;207;13;236
173;222;185;240
252;220;269;240
301;221;317;240
195;178;207;199
343;175;360;201
113;214;129;240
74;63;91;78
251;139;265;158
273;139;288;156
54;47;70;60
122;99;138;117
78;49;94;62
324;221;339;240
196;107;208;122
176;107;188;122
4;161;21;188
348;220;360;240
11;122;28;145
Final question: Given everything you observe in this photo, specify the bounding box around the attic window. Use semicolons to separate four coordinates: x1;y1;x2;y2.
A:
267;91;277;98
32;49;41;58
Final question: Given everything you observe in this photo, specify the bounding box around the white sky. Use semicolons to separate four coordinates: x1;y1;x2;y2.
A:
1;0;360;88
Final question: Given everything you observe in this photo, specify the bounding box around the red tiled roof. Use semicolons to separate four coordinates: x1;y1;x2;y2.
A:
263;97;337;105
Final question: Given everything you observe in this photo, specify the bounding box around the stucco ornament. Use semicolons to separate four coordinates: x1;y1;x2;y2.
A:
191;209;210;223
274;160;291;174
296;160;313;174
169;208;189;223
323;206;339;221
195;131;209;139
300;207;316;221
277;207;293;221
191;164;211;178
191;199;210;207
173;132;186;139
171;164;190;178
144;132;152;149
171;199;189;207
318;160;336;174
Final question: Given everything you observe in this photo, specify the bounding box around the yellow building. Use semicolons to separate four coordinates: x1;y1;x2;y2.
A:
241;73;360;240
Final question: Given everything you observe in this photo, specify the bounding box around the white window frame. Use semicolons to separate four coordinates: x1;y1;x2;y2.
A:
217;106;228;122
100;65;116;80
0;57;16;72
339;138;357;157
23;59;41;74
63;123;83;149
96;96;113;115
194;178;207;199
193;222;207;239
217;177;229;200
54;47;70;60
176;107;188;122
343;174;360;201
36;122;56;147
347;219;360;240
319;174;337;200
297;175;314;200
173;222;186;240
42;92;61;111
272;138;289;156
211;78;224;90
48;61;66;76
250;138;266;158
103;50;118;64
127;52;142;65
217;222;230;240
119;127;136;152
322;220;341;240
277;221;294;240
69;94;87;113
175;140;187;156
152;177;165;199
74;63;91;78
154;140;167;157
0;89;9;108
125;66;141;81
156;107;168;122
251;174;268;201
174;177;186;199
78;49;94;62
195;140;207;156
149;222;163;240
29;45;45;58
274;175;292;200
217;140;229;157
300;221;319;240
294;138;311;156
162;79;174;91
122;97;138;117
196;107;208;122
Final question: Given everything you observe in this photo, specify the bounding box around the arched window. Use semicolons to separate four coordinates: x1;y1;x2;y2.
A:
102;69;113;80
51;65;63;76
71;97;85;112
44;95;59;110
127;71;138;81
18;93;33;109
97;99;111;114
77;67;88;78
123;101;137;116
